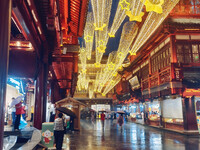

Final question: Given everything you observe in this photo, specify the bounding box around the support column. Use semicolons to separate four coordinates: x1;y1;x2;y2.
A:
33;63;48;129
0;0;12;149
182;97;198;131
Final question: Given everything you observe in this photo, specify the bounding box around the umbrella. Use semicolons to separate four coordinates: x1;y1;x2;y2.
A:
117;111;125;114
56;107;76;118
98;110;106;112
90;109;96;112
10;95;24;107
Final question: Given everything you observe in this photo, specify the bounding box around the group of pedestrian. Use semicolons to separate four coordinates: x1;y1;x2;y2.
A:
100;112;124;130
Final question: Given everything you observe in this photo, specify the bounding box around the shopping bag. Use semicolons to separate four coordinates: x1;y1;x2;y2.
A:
19;116;27;130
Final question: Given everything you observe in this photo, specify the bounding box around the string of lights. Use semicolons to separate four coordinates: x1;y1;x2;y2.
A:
84;12;94;60
129;0;180;55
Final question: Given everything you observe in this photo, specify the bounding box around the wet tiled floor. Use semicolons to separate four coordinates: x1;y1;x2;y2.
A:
63;119;200;150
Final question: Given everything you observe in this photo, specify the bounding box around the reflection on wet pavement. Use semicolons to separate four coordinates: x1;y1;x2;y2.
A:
63;119;200;150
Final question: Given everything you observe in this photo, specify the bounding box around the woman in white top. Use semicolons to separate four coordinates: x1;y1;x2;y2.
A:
54;113;64;150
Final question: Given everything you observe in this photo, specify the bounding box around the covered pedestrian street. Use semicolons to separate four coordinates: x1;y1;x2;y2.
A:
62;120;200;150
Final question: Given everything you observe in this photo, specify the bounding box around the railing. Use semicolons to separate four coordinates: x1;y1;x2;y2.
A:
141;67;171;91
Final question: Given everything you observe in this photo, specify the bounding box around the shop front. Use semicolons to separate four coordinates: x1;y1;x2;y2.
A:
162;96;184;131
129;102;144;123
146;100;161;126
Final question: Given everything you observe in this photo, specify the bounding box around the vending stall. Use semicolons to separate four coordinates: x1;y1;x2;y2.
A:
55;97;87;131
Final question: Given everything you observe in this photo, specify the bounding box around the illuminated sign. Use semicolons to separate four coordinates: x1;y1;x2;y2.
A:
129;76;140;90
9;78;20;86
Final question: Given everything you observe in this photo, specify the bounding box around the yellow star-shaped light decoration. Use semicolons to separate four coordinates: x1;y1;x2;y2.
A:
84;35;93;43
110;80;115;85
126;10;144;22
93;23;106;31
117;52;125;59
112;72;118;77
94;62;101;68
81;69;87;74
108;33;115;38
102;93;106;96
100;83;104;87
97;89;101;93
108;62;116;70
87;56;91;60
119;0;130;11
118;66;123;70
97;40;106;53
142;0;164;14
80;48;86;53
129;51;136;56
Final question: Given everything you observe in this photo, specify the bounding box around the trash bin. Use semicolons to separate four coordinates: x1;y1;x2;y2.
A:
41;122;54;148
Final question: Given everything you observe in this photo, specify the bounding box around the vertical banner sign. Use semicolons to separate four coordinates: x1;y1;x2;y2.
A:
41;122;54;148
195;97;200;134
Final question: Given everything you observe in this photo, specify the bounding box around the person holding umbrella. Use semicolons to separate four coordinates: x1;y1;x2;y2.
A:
117;111;125;131
54;113;65;150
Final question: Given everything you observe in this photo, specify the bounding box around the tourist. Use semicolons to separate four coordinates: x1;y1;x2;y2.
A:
54;113;65;150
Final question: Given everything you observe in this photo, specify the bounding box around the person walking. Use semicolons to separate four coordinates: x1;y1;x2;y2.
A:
14;101;25;131
101;112;105;129
10;97;16;126
118;114;124;131
54;113;65;150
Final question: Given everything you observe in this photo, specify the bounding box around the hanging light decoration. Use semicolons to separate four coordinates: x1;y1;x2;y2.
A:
95;22;138;94
142;0;164;14
129;0;180;55
91;0;112;66
102;74;121;95
91;0;112;31
126;0;145;22
94;30;109;67
84;12;94;60
89;83;94;99
108;0;133;38
116;22;138;65
79;48;87;73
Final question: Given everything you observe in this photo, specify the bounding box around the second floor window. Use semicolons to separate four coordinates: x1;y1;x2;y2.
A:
176;43;200;63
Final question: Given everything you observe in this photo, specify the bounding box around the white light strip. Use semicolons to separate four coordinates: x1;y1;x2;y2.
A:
31;10;38;23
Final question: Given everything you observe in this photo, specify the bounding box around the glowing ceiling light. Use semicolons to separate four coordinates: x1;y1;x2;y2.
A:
129;0;180;54
84;12;94;60
16;41;21;46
